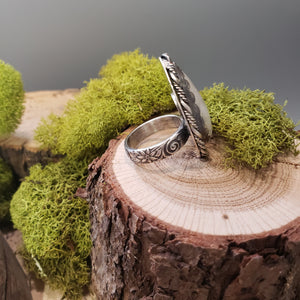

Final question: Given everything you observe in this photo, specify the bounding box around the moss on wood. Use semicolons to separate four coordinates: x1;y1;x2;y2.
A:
35;49;174;160
201;83;299;169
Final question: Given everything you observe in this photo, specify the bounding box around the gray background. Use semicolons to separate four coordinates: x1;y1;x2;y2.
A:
1;0;299;127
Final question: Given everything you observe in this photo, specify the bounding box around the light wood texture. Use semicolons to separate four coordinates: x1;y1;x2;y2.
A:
113;132;300;236
0;89;79;177
87;128;300;300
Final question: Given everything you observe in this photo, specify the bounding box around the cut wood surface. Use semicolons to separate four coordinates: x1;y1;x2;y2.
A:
0;89;79;177
87;127;300;300
112;132;300;236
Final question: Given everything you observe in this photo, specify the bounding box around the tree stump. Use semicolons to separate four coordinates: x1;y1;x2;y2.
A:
0;89;79;178
0;232;32;300
86;128;300;300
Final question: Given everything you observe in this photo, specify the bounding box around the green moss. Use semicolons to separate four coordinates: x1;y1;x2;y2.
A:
37;96;128;159
99;49;173;123
201;83;299;169
35;49;174;160
0;158;17;223
35;50;298;168
19;49;174;297
0;60;24;136
10;158;91;299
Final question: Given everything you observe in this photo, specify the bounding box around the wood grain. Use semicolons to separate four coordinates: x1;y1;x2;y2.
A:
112;132;300;236
87;130;300;299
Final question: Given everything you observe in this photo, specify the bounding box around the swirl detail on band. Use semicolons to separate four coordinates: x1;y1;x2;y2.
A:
127;129;188;164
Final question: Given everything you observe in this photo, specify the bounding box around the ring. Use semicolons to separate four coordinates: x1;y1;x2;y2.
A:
159;53;212;159
125;115;189;164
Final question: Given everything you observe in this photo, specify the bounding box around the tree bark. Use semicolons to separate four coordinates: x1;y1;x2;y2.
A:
0;232;32;300
87;128;300;300
0;89;79;178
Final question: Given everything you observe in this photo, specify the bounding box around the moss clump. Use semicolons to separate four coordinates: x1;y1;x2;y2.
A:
201;83;299;169
35;52;298;168
0;60;24;136
15;49;174;298
35;49;174;160
10;158;92;299
0;158;17;223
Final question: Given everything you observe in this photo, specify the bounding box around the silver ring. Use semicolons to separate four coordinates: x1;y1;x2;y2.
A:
125;115;189;164
159;53;212;159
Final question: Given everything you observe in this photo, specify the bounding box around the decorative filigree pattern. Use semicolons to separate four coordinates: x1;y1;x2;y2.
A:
127;128;188;164
159;54;212;159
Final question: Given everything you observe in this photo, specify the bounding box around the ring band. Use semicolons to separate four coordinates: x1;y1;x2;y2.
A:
125;115;189;164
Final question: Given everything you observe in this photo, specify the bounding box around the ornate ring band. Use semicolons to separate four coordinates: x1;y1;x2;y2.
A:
124;115;189;164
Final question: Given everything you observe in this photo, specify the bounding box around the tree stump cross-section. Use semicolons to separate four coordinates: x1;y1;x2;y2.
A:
87;128;300;300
